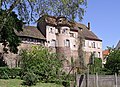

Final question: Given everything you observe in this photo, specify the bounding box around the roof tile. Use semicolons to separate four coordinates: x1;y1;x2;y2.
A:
15;26;45;40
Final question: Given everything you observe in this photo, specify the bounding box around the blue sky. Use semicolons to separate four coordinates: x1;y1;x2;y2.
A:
81;0;120;49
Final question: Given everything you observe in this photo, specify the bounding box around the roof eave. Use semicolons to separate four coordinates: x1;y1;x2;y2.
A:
85;37;102;41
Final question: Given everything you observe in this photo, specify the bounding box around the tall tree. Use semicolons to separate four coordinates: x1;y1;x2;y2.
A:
105;49;120;75
0;9;23;53
0;0;87;24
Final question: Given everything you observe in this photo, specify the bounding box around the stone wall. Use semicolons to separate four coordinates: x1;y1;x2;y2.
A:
0;43;42;68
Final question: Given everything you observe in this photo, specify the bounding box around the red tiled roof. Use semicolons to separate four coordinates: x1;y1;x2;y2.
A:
102;50;110;56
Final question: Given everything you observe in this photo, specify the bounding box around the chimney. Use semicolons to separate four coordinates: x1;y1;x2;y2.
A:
88;22;90;30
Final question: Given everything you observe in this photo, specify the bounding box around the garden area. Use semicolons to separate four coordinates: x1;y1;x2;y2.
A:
0;46;75;87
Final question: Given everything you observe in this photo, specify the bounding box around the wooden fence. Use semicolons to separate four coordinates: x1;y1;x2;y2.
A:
76;73;120;87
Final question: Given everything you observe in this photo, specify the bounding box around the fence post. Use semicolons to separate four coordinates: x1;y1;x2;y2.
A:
94;73;96;87
96;72;99;87
115;73;117;87
87;65;89;87
85;73;87;87
79;74;84;87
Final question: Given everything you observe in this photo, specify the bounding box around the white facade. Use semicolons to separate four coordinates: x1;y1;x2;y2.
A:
45;25;102;65
37;16;103;65
45;25;78;51
46;25;57;47
83;40;102;58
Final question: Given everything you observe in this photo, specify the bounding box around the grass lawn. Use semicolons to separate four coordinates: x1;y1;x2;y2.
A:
0;79;63;87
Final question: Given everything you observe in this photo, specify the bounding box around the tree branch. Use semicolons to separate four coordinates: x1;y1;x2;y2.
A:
0;0;3;9
0;0;20;32
7;0;21;14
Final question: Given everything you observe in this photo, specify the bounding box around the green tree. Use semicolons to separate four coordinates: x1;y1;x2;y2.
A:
105;50;120;75
0;9;23;53
89;57;102;74
0;0;87;23
20;46;63;82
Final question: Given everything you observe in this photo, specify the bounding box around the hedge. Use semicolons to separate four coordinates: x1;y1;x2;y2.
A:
0;67;21;79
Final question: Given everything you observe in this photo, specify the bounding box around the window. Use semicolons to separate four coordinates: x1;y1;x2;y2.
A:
37;39;41;42
51;39;56;47
55;29;58;34
93;51;97;57
21;37;24;41
62;28;68;34
31;39;34;42
58;19;62;23
83;41;85;47
97;43;101;49
22;38;27;41
65;39;70;47
88;41;91;47
92;42;96;48
73;45;76;47
98;52;100;58
78;27;83;31
27;38;30;42
62;29;66;34
70;33;75;37
49;28;53;33
47;41;50;43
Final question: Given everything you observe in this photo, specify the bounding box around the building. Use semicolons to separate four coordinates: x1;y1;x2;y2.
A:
75;22;102;64
37;15;102;68
0;15;102;69
102;50;110;64
115;40;120;50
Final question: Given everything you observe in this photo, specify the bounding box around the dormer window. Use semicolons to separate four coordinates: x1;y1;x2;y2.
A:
58;19;62;23
70;33;75;38
62;29;66;34
78;27;83;31
62;28;69;34
59;19;62;22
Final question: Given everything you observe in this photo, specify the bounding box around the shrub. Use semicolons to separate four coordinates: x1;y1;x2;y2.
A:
20;46;63;83
9;68;21;79
0;67;21;79
62;80;70;87
89;57;102;74
22;72;38;86
0;67;9;79
105;50;120;75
